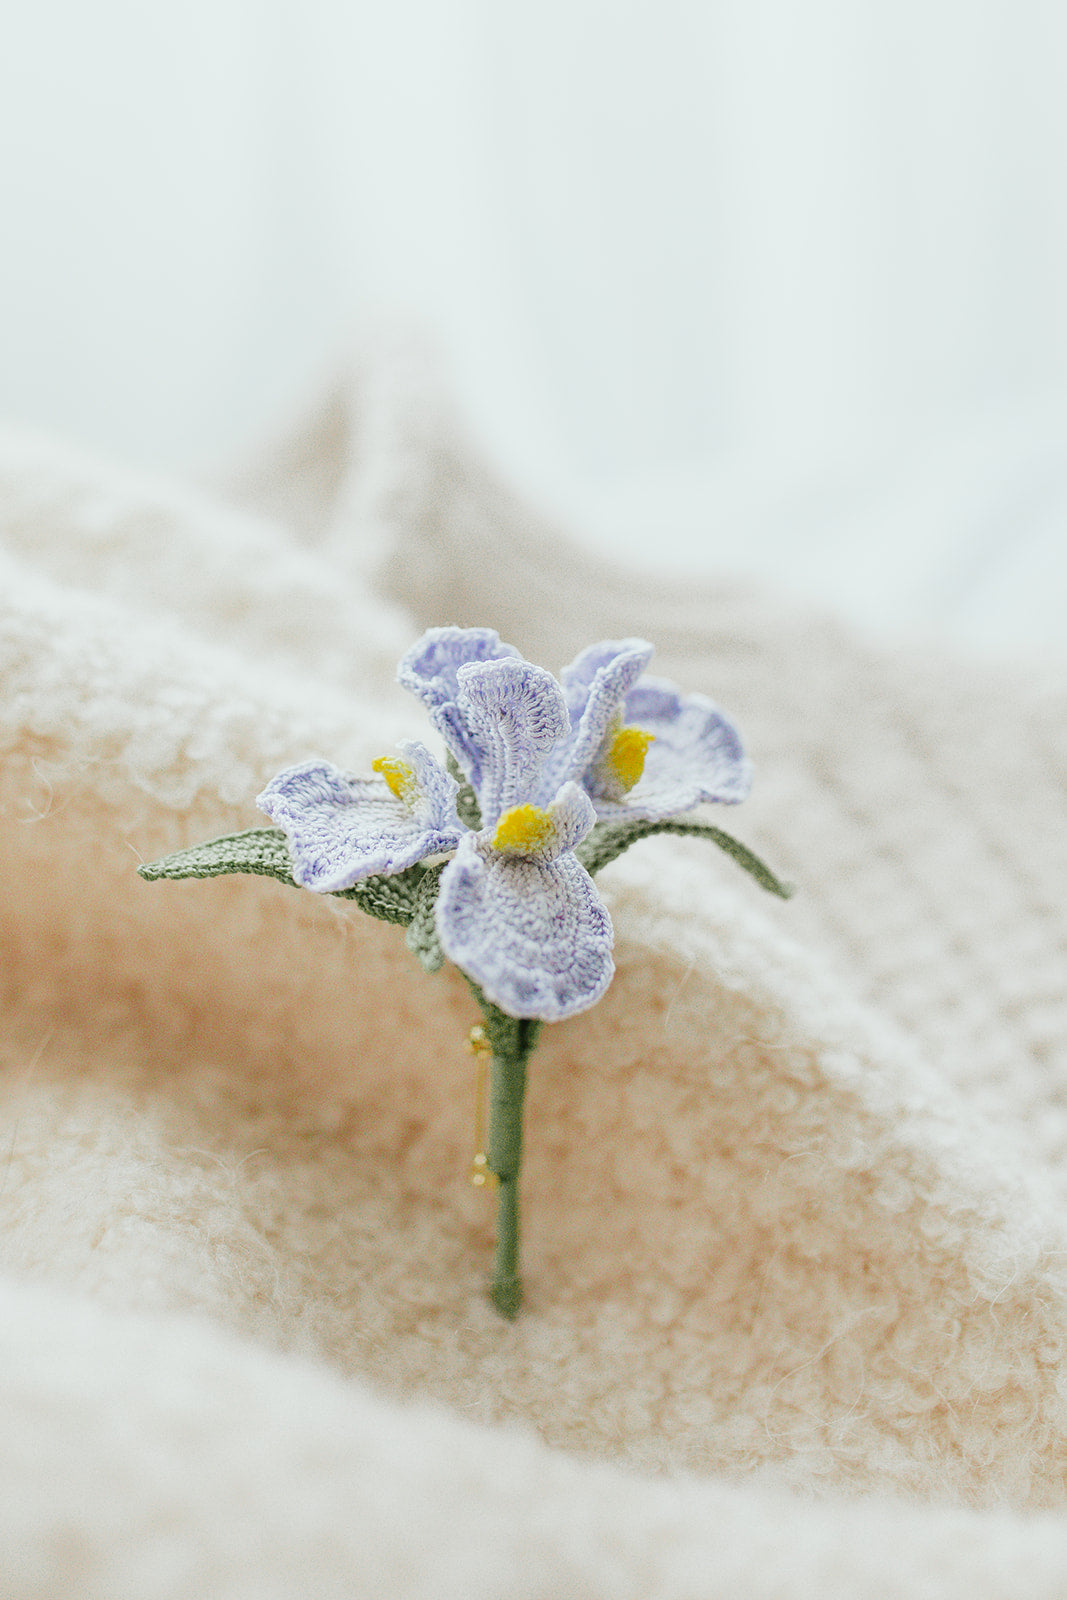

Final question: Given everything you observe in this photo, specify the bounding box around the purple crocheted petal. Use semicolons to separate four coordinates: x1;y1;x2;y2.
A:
592;682;752;820
256;758;461;892
559;637;654;720
542;781;597;858
397;627;520;783
623;679;687;724
436;835;614;1021
558;640;655;788
455;658;570;829
394;739;463;829
397;627;520;708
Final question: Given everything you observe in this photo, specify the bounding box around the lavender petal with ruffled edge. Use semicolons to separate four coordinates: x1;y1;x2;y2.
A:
436;782;613;1022
453;656;570;827
257;741;462;892
398;627;519;792
557;637;654;720
556;637;654;786
554;641;751;820
598;675;751;819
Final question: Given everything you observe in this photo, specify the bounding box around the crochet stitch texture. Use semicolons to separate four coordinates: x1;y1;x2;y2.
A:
256;627;752;1021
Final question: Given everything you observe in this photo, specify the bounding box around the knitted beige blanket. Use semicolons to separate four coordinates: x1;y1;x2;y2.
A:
3;347;1067;1597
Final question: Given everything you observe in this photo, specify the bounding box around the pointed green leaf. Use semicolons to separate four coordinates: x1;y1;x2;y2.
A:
137;827;426;927
137;828;295;884
576;818;794;899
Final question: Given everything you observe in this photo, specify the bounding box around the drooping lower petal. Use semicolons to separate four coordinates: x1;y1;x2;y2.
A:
436;834;614;1021
257;752;462;892
587;679;751;819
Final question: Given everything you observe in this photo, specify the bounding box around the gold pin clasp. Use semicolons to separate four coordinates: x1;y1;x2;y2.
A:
467;1025;498;1189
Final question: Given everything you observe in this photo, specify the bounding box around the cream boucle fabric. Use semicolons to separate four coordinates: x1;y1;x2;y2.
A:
4;348;1067;1596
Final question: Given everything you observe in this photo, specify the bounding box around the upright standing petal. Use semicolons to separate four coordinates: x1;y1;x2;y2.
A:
559;637;654;721
397;627;519;786
455;657;570;829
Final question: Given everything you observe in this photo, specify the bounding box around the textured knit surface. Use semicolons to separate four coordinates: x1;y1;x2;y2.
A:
4;348;1067;1595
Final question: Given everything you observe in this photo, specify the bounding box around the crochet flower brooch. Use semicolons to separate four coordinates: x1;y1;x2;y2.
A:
140;628;791;1316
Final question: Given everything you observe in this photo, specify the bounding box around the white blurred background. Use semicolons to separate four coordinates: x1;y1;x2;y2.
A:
1;0;1066;649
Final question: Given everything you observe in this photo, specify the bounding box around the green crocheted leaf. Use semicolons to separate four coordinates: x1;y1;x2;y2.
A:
446;752;482;831
336;868;426;926
137;828;425;927
138;828;294;884
405;862;445;972
576;818;795;899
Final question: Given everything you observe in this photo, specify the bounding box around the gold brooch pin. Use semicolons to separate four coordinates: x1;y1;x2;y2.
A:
466;1025;498;1189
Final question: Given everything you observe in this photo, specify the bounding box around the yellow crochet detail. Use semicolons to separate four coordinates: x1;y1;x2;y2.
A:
606;726;654;791
372;756;418;807
492;803;555;856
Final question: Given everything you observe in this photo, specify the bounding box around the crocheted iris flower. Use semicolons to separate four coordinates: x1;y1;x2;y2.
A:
140;625;790;1319
256;628;752;1022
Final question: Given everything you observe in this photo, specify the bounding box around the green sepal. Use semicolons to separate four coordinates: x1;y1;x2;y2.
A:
137;828;427;927
445;752;482;832
405;862;446;972
463;977;543;1061
576;818;795;899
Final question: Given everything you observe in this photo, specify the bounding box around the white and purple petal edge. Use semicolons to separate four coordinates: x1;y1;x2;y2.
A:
436;835;614;1021
397;627;520;786
543;781;597;858
395;739;462;828
257;759;462;892
559;637;654;719
397;627;519;709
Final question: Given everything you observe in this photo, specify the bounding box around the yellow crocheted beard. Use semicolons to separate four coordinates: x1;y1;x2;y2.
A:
492;803;556;857
372;756;419;808
604;725;654;792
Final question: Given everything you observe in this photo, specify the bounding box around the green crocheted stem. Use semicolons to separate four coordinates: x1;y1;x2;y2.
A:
467;982;540;1319
486;1049;527;1319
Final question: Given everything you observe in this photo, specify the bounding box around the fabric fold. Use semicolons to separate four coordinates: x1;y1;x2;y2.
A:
3;347;1067;1597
